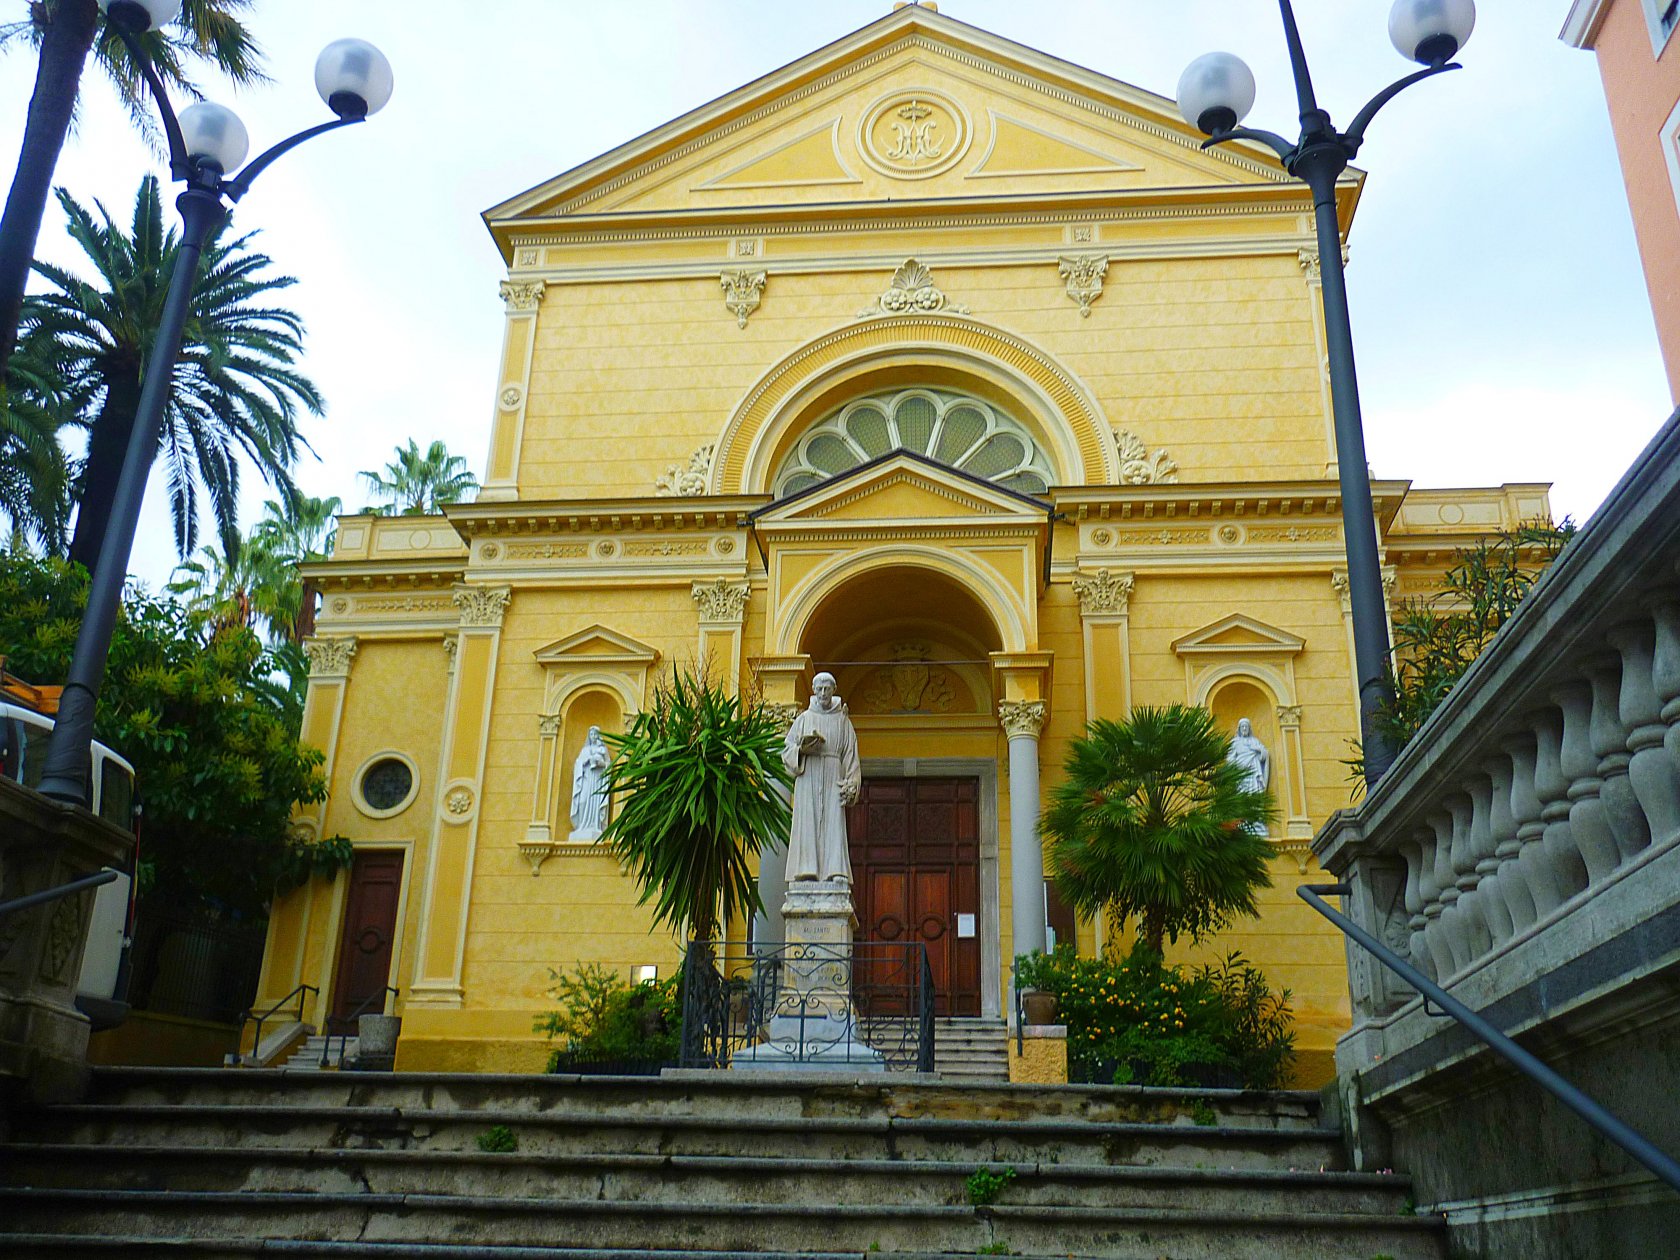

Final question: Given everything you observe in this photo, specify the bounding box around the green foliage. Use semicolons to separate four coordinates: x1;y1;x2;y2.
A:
475;1125;517;1154
359;439;478;516
275;833;353;894
0;552;325;914
1351;521;1576;783
18;176;321;562
1190;1098;1218;1127
601;666;793;943
1016;944;1295;1090
975;1244;1014;1256
965;1166;1016;1207
533;962;681;1069
1041;705;1275;954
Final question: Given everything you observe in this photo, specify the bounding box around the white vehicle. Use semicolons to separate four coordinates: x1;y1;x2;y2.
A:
0;700;140;1030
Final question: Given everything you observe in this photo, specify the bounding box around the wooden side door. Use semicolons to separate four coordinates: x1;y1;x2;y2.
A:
330;850;403;1021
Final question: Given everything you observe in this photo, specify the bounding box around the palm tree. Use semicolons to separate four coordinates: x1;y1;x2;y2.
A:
21;176;323;567
252;491;341;563
0;329;80;551
358;439;478;515
0;0;266;379
601;666;793;947
166;534;300;641
1041;705;1276;958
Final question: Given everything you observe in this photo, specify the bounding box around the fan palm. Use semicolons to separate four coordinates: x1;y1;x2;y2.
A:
252;490;341;563
166;533;300;641
21;175;323;567
0;0;266;378
600;666;793;946
1042;705;1276;957
358;439;478;516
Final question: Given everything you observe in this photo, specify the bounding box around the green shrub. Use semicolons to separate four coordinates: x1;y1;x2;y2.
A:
1015;944;1295;1089
965;1166;1017;1207
475;1125;517;1153
533;961;681;1070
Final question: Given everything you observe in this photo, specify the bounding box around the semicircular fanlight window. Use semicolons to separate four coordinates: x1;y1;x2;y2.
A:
773;388;1055;499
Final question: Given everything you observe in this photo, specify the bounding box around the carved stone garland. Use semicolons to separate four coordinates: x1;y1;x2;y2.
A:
858;259;971;319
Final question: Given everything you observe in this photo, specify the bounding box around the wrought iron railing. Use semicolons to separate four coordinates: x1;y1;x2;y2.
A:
237;983;316;1066
319;985;398;1068
680;940;935;1073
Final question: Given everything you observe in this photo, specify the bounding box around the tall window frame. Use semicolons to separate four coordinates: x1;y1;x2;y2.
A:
1643;0;1680;55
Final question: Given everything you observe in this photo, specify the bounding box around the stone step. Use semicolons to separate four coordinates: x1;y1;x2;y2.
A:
280;1037;357;1071
0;1143;1413;1215
0;1188;1450;1258
12;1103;1346;1170
74;1069;1324;1132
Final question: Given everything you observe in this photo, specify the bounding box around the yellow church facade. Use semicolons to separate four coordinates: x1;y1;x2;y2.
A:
253;6;1549;1085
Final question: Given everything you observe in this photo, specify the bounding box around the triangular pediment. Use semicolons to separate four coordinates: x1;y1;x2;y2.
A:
533;625;660;667
1172;614;1305;658
754;451;1048;527
485;7;1291;229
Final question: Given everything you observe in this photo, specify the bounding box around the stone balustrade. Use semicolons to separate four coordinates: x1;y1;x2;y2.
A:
1313;413;1680;1252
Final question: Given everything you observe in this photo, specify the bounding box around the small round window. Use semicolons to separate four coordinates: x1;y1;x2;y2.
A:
355;754;417;818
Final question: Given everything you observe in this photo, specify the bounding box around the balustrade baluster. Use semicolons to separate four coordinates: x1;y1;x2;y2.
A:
1449;791;1492;961
1555;680;1621;885
1651;598;1680;779
1587;655;1651;864
1506;731;1563;917
1422;810;1459;978
1430;808;1471;975
1610;618;1680;851
1468;775;1512;948
1534;709;1590;901
1486;753;1534;932
1399;832;1435;982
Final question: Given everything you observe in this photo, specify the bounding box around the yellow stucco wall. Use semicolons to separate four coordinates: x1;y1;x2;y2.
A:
256;9;1550;1085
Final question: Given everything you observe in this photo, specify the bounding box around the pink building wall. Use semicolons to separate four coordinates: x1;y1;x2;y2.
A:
1569;0;1680;399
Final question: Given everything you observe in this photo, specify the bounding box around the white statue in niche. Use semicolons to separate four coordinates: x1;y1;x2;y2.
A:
568;726;611;842
782;672;862;884
1226;717;1270;835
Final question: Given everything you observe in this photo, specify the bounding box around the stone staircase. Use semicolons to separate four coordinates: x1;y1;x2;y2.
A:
278;1033;358;1071
932;1015;1008;1081
0;1067;1449;1258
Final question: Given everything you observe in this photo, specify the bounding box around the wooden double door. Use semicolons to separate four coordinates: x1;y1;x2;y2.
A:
330;850;403;1021
847;777;982;1017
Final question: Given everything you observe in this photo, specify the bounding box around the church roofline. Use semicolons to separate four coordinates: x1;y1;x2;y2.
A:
481;5;1325;254
748;447;1054;522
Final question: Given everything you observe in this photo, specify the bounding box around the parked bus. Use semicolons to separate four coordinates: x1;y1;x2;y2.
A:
0;690;140;1031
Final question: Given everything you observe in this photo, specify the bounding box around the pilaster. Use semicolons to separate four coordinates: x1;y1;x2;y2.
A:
693;578;751;694
409;585;510;1007
1071;568;1133;722
479;280;545;501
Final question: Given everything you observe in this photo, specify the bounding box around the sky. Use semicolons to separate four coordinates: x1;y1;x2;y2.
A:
0;0;1669;590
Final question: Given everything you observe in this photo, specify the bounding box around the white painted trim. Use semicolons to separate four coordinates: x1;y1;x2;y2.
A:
1661;94;1680;219
1561;0;1614;47
349;750;421;820
1643;0;1680;54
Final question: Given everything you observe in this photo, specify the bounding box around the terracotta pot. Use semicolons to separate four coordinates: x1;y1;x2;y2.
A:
1021;990;1057;1026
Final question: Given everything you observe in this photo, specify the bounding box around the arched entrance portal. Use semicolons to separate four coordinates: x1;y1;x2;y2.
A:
801;564;1005;1018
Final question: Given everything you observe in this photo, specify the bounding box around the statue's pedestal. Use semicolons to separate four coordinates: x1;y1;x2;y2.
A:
731;879;884;1072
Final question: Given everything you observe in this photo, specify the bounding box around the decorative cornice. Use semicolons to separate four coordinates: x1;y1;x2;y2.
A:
721;269;766;328
998;699;1047;741
656;444;716;497
302;636;357;679
499;279;546;312
1058;253;1108;318
1071;568;1134;617
858;258;970;318
453;584;512;628
692;577;751;624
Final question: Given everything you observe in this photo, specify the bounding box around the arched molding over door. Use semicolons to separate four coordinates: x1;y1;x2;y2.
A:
711;314;1118;494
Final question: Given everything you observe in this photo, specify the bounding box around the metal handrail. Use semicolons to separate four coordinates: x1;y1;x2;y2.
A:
320;986;399;1068
238;983;317;1067
0;869;117;920
1299;882;1680;1194
1011;961;1025;1055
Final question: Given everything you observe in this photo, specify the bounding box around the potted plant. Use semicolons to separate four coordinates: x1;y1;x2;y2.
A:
1014;950;1059;1026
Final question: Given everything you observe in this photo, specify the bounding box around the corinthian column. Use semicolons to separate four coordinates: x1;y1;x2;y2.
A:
1000;699;1049;959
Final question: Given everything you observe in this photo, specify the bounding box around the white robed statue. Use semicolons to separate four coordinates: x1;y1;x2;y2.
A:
782;672;862;884
568;725;611;841
1227;717;1270;836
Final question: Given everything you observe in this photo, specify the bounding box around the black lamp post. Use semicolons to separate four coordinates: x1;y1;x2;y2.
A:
1179;0;1476;786
39;0;393;805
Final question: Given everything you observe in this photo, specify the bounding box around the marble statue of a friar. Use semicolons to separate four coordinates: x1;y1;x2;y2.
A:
782;672;862;884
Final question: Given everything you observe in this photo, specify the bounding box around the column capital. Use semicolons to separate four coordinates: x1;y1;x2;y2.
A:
1072;567;1134;617
692;577;750;624
1331;569;1352;615
499;278;545;312
1276;704;1303;728
998;699;1047;741
302;635;357;679
537;712;563;737
453;583;512;628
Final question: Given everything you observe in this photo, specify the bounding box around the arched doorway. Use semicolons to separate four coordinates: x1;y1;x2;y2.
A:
799;563;1006;1018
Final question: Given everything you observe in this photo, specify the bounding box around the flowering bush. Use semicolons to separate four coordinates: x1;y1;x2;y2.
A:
1016;944;1294;1088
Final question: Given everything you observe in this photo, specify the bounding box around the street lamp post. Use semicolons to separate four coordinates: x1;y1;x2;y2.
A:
1179;0;1476;786
38;0;393;805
